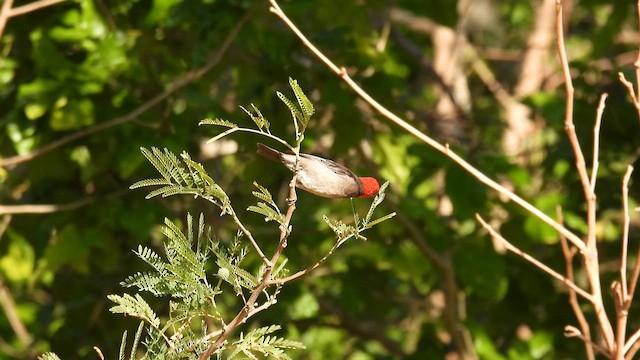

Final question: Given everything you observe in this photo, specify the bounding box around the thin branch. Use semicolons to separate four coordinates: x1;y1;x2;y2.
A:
0;0;14;39
0;190;127;215
556;0;614;350
590;94;607;193
564;326;611;359
476;214;593;301
0;198;95;215
621;166;634;300
229;210;269;265
627;340;640;360
268;0;586;253
618;73;640;123
625;327;640;355
0;12;249;168
202;126;294;152
0;215;12;241
0;276;32;347
558;207;595;360
9;0;66;17
268;238;341;284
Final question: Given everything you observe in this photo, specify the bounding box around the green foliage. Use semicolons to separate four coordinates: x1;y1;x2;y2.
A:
277;78;315;141
130;147;230;211
248;182;285;225
107;213;303;358
228;325;306;360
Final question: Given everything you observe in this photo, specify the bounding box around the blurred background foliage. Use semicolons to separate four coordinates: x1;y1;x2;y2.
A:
0;0;639;359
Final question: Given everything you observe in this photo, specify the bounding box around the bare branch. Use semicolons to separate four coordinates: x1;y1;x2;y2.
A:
564;326;611;358
590;94;608;192
625;327;640;355
476;214;593;301
558;207;595;360
229;210;269;265
621;166;634;300
0;0;14;38
9;0;66;17
0;276;32;347
556;0;614;350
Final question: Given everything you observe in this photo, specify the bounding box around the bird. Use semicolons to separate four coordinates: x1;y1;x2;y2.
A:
256;143;380;199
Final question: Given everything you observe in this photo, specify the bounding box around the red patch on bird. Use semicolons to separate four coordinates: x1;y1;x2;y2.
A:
358;177;380;198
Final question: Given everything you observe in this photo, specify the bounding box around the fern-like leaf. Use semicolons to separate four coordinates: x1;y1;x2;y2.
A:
119;330;127;360
132;148;230;210
240;104;270;132
108;293;160;327
133;245;167;275
129;178;172;189
363;181;390;225
199;118;238;128
277;91;305;128
288;77;314;125
229;325;306;359
248;203;285;224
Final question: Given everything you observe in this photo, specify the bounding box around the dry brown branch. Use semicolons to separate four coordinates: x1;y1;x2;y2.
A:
625;327;640;355
0;13;249;168
0;276;32;347
620;166;634;300
558;207;595;360
476;214;592;301
590;94;607;192
0;0;14;38
269;0;585;254
0;198;96;215
229;210;269;265
555;0;615;351
10;0;66;17
0;215;11;242
0;0;67;38
564;325;610;358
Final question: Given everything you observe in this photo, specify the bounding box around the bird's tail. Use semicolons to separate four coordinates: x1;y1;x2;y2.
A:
256;143;284;162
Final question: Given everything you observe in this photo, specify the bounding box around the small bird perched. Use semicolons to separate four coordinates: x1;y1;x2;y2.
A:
256;143;380;199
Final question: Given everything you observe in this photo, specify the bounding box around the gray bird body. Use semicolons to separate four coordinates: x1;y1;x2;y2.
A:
256;143;372;198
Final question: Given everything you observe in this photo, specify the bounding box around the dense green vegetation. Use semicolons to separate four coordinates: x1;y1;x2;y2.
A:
1;0;639;359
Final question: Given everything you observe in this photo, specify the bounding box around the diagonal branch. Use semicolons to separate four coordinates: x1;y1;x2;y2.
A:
476;214;593;301
558;207;595;360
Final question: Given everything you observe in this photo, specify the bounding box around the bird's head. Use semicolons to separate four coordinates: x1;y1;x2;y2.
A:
358;177;380;198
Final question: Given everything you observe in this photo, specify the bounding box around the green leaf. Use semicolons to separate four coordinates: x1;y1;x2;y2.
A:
288;77;314;124
248;203;285;223
248;182;283;223
199;118;238;128
277;91;304;127
240;104;270;132
108;293;160;327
